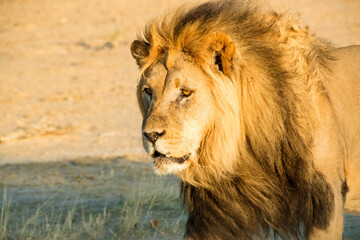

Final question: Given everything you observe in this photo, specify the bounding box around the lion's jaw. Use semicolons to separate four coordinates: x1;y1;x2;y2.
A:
138;55;215;175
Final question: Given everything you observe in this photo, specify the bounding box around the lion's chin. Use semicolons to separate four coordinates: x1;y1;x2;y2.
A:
152;151;191;175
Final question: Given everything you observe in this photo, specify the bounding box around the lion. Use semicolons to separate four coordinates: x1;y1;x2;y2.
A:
130;0;360;239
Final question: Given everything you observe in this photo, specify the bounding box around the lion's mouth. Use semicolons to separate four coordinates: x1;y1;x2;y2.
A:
152;150;190;164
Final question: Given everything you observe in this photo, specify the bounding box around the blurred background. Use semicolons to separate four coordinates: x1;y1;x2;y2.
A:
0;0;359;239
0;0;360;164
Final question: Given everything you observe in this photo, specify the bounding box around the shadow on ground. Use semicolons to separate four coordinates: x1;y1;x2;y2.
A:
0;157;359;239
0;157;186;239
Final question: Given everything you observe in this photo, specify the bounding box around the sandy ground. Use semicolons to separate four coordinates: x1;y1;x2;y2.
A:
0;0;359;164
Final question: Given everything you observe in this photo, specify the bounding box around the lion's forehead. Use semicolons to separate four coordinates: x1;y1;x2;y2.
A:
143;51;204;85
143;63;167;87
143;64;183;91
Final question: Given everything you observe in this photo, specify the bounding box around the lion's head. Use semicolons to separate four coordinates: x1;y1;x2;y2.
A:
131;27;243;180
135;52;215;175
130;0;333;187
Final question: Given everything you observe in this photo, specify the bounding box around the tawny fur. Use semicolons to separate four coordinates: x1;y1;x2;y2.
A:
131;0;360;239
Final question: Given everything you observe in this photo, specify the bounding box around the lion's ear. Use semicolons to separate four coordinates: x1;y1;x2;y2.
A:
207;32;235;78
130;40;150;68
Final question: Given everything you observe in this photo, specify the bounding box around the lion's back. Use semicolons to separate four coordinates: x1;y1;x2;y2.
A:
325;45;360;215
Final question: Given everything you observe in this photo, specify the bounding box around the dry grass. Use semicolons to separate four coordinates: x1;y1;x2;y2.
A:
0;157;186;239
0;157;359;239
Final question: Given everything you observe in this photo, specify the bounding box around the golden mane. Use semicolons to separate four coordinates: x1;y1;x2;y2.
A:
131;0;337;238
134;0;333;187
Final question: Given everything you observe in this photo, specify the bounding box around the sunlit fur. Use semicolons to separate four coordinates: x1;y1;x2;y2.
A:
134;0;331;187
131;0;360;239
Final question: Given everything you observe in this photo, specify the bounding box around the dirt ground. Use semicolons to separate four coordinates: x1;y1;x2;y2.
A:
0;0;360;164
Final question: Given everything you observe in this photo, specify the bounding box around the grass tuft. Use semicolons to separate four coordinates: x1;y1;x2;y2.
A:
0;157;186;239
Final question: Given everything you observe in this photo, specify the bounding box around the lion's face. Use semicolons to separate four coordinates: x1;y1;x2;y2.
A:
132;31;236;177
138;53;214;174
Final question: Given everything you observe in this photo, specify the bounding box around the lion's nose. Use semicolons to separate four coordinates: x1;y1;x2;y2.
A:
143;130;166;144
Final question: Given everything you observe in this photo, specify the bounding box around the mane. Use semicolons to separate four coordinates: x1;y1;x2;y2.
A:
135;0;335;238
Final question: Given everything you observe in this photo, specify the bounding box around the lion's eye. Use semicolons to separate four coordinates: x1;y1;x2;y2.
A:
143;87;152;96
181;89;192;97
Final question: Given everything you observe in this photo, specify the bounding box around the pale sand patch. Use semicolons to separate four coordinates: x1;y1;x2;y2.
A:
0;0;359;165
